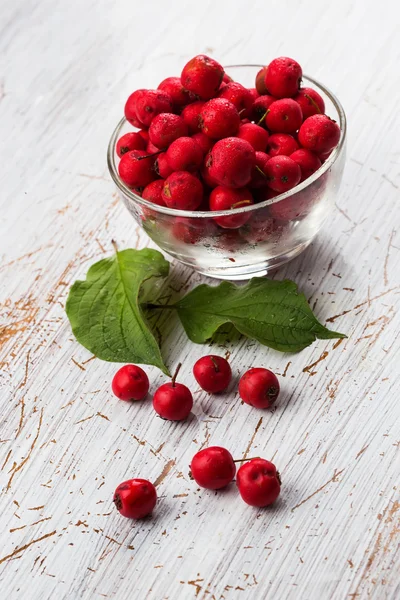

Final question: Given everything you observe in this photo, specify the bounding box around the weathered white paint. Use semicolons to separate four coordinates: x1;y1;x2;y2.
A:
0;1;399;598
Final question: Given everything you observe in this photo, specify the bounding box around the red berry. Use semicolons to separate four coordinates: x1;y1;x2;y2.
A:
267;133;299;157
251;95;276;124
155;152;173;179
239;367;280;408
199;98;240;139
138;129;149;144
208;137;256;188
294;87;325;120
162;171;203;210
192;131;214;155
153;364;193;421
217;82;254;119
298;114;340;155
124;89;146;126
118;150;156;188
181;101;205;134
112;364;149;401
265;99;303;134
193;355;232;393
240;214;283;244
264;155;301;193
135;90;173;127
149;113;188;148
190;446;236;489
209;186;254;229
166;137;203;172
269;188;316;221
201;162;218;188
248;88;260;102
255;66;268;95
158;76;195;110
265;57;302;98
222;73;233;84
142;180;166;206
146;140;161;154
290;148;321;181
181;54;224;100
172;218;206;244
237;459;281;507
251;151;270;189
113;479;157;519
237;123;269;152
116;132;146;157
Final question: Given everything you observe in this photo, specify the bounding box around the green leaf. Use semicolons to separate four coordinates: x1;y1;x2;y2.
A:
173;278;346;352
66;248;170;374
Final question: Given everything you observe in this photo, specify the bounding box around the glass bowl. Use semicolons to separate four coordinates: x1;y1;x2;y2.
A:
107;65;346;280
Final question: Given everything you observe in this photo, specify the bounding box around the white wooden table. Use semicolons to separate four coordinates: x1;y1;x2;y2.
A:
1;1;399;598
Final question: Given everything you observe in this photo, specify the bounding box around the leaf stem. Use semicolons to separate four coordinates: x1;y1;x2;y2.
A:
171;362;182;387
111;239;119;253
146;303;174;310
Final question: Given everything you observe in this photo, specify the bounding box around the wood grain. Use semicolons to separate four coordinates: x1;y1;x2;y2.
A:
0;0;399;598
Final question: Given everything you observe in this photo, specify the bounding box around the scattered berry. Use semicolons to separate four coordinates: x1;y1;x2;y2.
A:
158;76;195;109
118;150;156;188
162;171;203;210
142;180;166;206
237;459;281;507
199;98;240;139
255;66;268;94
237;123;269;152
217;82;254;118
265;57;302;98
209;186;254;228
267;133;299;157
155;152;173;179
264;155;301;193
166;137;203;172
135;89;173;127
251;151;270;189
298;114;340;155
149;113;188;148
112;364;149;401
181;54;224;100
116;132;146;157
181;101;205;134
208;138;256;188
113;479;157;519
239;367;280;408
294;87;325;119
265;99;303;134
290;148;321;181
153;363;193;421
193;355;232;393
190;447;236;489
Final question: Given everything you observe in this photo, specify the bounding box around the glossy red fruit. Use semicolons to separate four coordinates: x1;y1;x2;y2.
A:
181;101;205;134
237;123;269;152
142;180;166;206
112;365;149;401
265;99;303;134
199;98;240;139
251;95;276;124
267;133;299;157
269;187;316;221
192;131;214;155
118;150;156;188
209;186;254;229
116;132;146;157
166;137;203;172
172;218;207;244
146;140;161;154
237;459;281;507
124;89;146;126
154;152;173;179
217;82;254;119
113;479;157;519
265;57;302;98
190;446;236;489
193;355;232;393
298;114;340;155
158;76;195;110
239;367;280;408
248;88;260;103
255;66;268;95
290;148;321;181
250;151;270;189
264;155;301;193
135;90;173;127
153;365;193;421
148;113;188;148
181;54;224;100
138;129;149;144
208;138;256;188
294;87;325;120
162;171;203;210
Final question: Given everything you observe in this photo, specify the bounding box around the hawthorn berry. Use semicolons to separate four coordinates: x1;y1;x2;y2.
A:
298;114;340;155
290;148;321;181
113;479;157;519
255;66;268;95
142;180;166;206
192;131;214;155
153;363;193;421
181;54;224;100
158;76;195;110
239;367;280;408
124;89;146;126
148;113;188;148
116;132;146;157
264;155;301;193
190;446;236;489
112;364;149;401
217;82;254;119
294;87;325;120
154;152;173;179
209;186;254;229
135;89;173;127
181;101;205;134
251;95;276;124
193;355;232;393
237;459;281;507
265;99;303;134
118;150;156;188
237;123;269;152
166;137;203;172
251;151;270;189
199;98;240;139
208;138;256;188
264;56;302;98
267;133;299;157
162;171;203;210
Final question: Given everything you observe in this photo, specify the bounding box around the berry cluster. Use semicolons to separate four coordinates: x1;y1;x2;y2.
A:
116;55;340;230
111;357;281;519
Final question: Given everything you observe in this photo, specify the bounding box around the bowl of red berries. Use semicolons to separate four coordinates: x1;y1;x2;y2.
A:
107;55;346;279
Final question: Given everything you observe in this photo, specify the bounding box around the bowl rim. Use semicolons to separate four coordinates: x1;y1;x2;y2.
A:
107;66;347;218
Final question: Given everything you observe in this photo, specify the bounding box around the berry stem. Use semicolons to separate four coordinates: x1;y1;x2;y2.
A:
210;356;220;372
171;362;182;387
257;109;270;126
137;149;165;161
255;165;268;178
233;456;260;463
304;94;321;114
